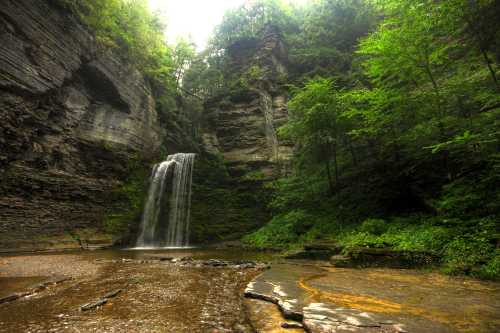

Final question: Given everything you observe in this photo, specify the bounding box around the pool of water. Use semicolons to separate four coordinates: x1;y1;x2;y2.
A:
0;249;499;333
0;248;274;333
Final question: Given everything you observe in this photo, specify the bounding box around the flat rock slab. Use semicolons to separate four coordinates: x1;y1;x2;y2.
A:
245;298;304;333
303;303;409;333
245;263;408;333
98;257;270;270
245;263;320;321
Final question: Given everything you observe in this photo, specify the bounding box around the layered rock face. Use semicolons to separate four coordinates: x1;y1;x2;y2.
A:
202;26;293;178
191;26;293;242
0;0;161;244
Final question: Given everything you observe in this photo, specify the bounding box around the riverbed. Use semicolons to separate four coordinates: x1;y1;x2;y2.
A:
1;249;499;333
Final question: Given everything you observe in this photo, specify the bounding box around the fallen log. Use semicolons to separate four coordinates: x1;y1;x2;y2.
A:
0;276;71;305
80;289;122;311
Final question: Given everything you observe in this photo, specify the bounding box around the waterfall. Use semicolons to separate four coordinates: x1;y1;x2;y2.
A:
135;153;195;248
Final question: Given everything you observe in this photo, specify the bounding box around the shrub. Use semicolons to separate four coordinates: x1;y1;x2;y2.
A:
104;157;149;235
243;209;313;248
359;218;387;235
442;235;494;275
478;250;500;280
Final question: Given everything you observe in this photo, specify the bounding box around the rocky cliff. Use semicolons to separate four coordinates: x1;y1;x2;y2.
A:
0;0;161;248
190;26;293;243
202;26;293;178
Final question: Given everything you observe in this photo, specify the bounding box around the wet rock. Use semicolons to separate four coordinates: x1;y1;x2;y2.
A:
233;323;253;333
245;298;305;333
194;26;293;242
101;257;270;272
0;0;161;247
244;281;303;321
281;322;304;329
286;242;343;260
204;259;228;267
329;255;351;266
244;263;409;333
170;258;270;270
159;257;174;261
28;276;72;293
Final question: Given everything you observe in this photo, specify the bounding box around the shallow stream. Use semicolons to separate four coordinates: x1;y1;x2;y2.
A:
0;249;499;332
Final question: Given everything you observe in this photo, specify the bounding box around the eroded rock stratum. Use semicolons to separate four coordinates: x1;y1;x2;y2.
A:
201;25;293;179
189;26;294;242
0;0;161;245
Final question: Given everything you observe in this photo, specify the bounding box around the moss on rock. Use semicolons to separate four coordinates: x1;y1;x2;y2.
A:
190;153;272;244
103;156;151;242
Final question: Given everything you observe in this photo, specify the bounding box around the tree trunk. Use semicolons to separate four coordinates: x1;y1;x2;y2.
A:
463;14;500;91
423;61;452;180
481;48;500;90
347;137;358;166
325;158;335;196
332;141;339;187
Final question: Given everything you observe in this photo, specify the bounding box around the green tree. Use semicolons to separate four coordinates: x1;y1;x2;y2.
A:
172;37;196;85
282;78;347;194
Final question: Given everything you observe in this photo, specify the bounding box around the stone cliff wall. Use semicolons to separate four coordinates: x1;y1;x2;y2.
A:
202;25;293;179
0;0;161;245
191;26;293;242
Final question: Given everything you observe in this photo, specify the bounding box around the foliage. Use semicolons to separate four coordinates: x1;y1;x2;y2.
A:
183;0;377;98
337;218;455;253
172;37;197;84
283;78;349;193
288;0;377;81
189;154;272;243
56;0;176;88
210;0;298;51
55;0;500;280
242;210;313;248
55;0;202;134
359;219;387;236
479;250;500;280
104;157;150;235
442;236;493;275
242;0;500;280
241;170;267;181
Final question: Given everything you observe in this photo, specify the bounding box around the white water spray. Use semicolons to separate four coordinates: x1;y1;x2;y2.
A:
135;153;195;248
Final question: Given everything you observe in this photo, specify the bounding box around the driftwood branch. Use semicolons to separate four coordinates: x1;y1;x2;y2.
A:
480;102;500;112
80;289;122;311
178;87;203;100
0;276;71;304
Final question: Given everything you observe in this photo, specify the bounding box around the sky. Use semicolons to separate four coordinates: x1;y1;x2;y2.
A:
148;0;247;49
148;0;308;50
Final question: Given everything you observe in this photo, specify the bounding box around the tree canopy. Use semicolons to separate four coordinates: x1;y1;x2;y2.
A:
237;0;499;279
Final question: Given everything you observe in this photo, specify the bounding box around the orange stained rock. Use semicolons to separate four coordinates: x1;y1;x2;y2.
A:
299;273;403;314
244;299;304;333
364;269;497;292
298;269;499;333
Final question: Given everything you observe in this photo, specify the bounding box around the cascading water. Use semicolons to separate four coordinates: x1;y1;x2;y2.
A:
135;153;195;248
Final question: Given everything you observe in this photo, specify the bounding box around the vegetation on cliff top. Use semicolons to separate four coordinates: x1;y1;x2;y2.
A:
55;0;199;149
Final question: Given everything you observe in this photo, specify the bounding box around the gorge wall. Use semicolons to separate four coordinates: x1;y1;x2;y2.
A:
0;1;292;248
190;26;293;243
0;0;161;247
202;26;293;178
